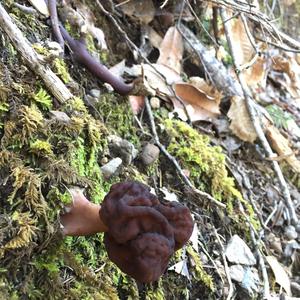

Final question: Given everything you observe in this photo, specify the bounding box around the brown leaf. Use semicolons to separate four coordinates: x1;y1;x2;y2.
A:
227;96;257;142
157;26;183;74
244;56;267;88
141;64;182;96
144;25;163;49
231;18;254;66
171;80;221;122
272;55;300;98
117;0;155;24
265;125;300;173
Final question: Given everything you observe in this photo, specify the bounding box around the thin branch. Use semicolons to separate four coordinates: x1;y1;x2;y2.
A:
145;97;226;209
213;227;234;300
0;3;73;103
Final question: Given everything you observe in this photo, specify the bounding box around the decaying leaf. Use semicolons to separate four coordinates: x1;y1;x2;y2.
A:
231;18;254;66
272;55;300;98
28;0;49;16
144;25;163;49
265;124;300;173
230;18;267;88
168;259;190;279
190;223;199;253
244;56;267;87
157;26;183;74
171;78;221;122
140;63;182;96
227;96;257;142
266;255;292;296
117;0;155;24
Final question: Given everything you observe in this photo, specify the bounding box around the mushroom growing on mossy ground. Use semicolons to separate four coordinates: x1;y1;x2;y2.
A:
60;181;193;283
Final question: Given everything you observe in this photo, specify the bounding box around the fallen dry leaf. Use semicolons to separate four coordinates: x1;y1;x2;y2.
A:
116;0;155;24
141;63;182;96
265;124;300;173
144;25;163;49
266;255;292;296
172;80;221;122
227;96;257;143
157;26;183;74
28;0;49;16
272;55;300;98
168;258;190;279
230;18;267;88
244;56;267;88
189;77;222;100
231;18;254;66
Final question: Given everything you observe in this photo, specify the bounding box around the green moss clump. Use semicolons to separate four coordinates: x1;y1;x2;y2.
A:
187;246;214;291
164;120;259;229
96;93;140;146
53;58;71;83
30;139;53;156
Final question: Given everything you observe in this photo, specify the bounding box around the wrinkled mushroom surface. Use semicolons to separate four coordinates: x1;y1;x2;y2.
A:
100;181;193;283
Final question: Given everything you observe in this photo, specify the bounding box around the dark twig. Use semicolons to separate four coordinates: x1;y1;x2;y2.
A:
48;0;64;51
59;25;133;95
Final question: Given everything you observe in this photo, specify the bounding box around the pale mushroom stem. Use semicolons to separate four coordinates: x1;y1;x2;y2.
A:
60;189;108;236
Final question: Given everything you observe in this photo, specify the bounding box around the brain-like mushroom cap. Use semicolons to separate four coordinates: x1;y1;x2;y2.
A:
100;181;193;283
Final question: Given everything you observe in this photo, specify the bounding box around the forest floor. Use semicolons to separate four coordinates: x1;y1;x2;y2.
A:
0;0;300;299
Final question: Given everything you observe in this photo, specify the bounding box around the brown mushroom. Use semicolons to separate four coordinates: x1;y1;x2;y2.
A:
100;181;194;283
60;181;193;283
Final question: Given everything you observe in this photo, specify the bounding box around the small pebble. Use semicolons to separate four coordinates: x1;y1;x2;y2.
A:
108;135;138;165
101;157;122;179
284;225;298;240
89;89;101;98
141;143;160;165
150;97;160;109
49;110;71;123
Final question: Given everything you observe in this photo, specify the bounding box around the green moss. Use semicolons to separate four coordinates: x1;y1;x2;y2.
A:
96;93;140;146
32;87;52;110
47;187;73;206
187;246;215;291
32;43;49;56
0;85;9;129
145;281;165;300
68;132;108;204
164;120;259;229
53;58;71;83
30;139;53;156
64;97;88;114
